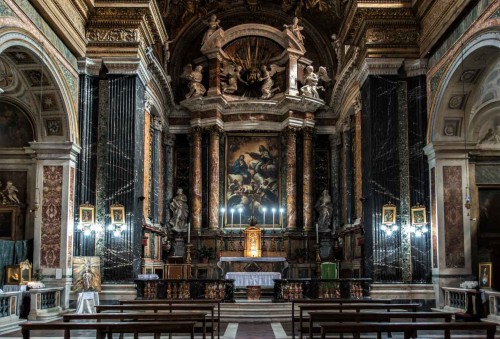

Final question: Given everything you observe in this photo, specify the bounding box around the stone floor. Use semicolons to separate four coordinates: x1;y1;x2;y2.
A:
4;321;500;338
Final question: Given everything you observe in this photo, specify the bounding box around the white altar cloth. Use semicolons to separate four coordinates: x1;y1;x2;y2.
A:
225;272;281;287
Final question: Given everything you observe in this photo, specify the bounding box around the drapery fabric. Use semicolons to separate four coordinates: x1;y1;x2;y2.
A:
0;239;33;288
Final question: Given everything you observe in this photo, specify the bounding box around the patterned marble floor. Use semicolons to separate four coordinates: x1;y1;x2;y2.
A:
4;321;500;338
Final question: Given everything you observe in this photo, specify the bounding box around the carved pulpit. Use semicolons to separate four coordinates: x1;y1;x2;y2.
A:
244;227;262;258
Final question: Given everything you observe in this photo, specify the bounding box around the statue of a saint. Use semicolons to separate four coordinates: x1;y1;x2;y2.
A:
315;190;333;231
170;188;189;233
201;14;221;45
82;268;93;291
181;64;206;99
283;17;304;44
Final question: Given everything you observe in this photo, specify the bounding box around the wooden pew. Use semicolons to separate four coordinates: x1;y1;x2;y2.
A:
290;298;392;339
306;311;453;339
20;321;196;339
63;312;208;339
319;321;497;339
298;303;419;339
119;299;221;339
96;304;217;339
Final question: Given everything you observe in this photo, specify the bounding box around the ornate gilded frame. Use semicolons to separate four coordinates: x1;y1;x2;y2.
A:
381;204;396;225
110;204;125;224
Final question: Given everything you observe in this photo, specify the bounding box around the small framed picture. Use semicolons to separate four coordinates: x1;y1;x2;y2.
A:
79;204;95;225
382;204;396;225
110;204;125;224
411;206;427;225
479;262;492;288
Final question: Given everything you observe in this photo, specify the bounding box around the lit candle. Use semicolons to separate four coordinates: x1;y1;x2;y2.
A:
230;208;235;228
315;223;319;244
220;207;225;229
238;207;243;231
262;207;267;226
188;222;191;243
272;207;276;230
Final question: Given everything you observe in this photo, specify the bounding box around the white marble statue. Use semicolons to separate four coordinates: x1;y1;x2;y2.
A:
3;181;20;204
201;14;221;45
181;64;206;99
258;64;285;99
170;188;189;233
221;63;247;94
283;17;305;44
82;268;93;291
315;189;333;231
300;66;331;99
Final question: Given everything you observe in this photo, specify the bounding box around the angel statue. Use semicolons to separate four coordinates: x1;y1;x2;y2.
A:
283;17;304;44
300;66;331;99
258;64;285;99
201;14;221;45
221;63;247;94
181;64;206;99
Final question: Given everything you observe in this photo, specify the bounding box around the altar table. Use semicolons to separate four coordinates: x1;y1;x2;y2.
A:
217;256;288;276
225;272;281;287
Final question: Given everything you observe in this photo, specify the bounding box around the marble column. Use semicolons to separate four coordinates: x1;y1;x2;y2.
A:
151;117;162;223
303;127;313;231
164;134;175;226
330;134;341;232
208;125;222;230
190;126;203;231
285;127;298;230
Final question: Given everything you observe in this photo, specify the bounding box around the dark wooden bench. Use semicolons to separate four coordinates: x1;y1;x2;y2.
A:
291;298;392;339
96;304;217;339
306;311;453;339
319;321;497;339
119;299;221;339
298;303;419;339
63;312;209;339
20;321;196;339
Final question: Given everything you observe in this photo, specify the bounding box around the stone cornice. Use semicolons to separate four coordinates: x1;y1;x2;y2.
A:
358;57;405;84
27;141;81;162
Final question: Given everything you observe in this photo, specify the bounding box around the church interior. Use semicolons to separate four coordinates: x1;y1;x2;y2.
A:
0;0;500;337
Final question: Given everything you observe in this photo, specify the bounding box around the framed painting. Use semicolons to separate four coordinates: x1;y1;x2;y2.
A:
478;187;500;234
110;204;125;224
0;206;18;240
479;262;492;288
381;204;396;225
79;204;95;225
72;256;101;292
225;134;280;227
411;206;427;225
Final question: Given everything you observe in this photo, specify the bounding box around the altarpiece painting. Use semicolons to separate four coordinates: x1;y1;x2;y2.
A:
226;134;280;227
72;256;102;292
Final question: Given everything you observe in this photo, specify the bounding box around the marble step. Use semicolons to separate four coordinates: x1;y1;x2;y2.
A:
220;302;292;322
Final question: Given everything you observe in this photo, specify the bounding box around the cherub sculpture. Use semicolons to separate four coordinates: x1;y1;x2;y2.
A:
258;64;285;99
4;181;20;204
283;17;304;44
300;66;331;99
221;63;247;94
181;64;206;99
201;14;221;45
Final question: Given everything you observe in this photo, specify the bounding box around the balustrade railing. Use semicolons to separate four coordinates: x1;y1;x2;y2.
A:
27;287;63;321
442;287;481;317
0;291;18;320
135;279;235;302
273;278;371;302
487;290;500;324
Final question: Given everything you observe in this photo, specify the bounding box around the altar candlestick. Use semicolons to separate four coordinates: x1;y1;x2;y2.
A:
238;207;243;231
280;207;284;230
315;223;319;244
220;207;225;228
188;222;191;243
272;208;276;230
262;207;267;226
230;208;234;228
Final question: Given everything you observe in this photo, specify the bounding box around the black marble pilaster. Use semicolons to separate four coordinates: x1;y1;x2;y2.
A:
345;120;355;224
74;74;99;256
100;75;145;282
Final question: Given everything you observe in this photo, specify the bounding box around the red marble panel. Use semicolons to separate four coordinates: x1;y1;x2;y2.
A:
443;166;465;268
41;165;63;268
68;167;74;268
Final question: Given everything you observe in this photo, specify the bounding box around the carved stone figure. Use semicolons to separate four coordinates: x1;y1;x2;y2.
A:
82;268;93;291
283;16;304;44
3;181;20;204
221;63;247;94
181;64;206;99
315;189;333;231
300;66;331;99
170;188;189;232
258;64;285;99
201;14;221;45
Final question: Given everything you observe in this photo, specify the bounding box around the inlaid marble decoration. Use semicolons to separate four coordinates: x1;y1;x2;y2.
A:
41;166;63;268
443;166;465;268
431;168;438;268
67;167;74;268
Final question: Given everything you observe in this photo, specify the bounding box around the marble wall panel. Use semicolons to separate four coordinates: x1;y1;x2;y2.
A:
41;165;63;268
443;166;465;268
431;168;438;268
143;113;152;217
